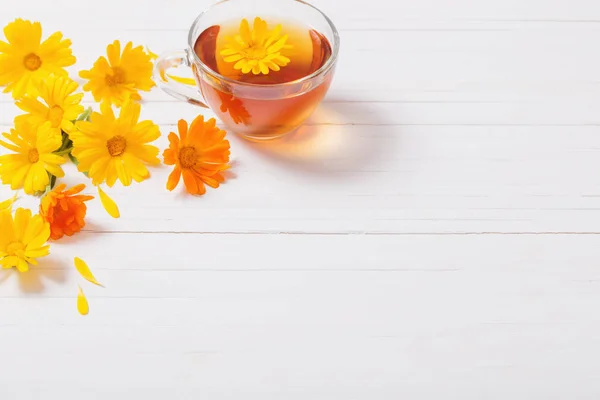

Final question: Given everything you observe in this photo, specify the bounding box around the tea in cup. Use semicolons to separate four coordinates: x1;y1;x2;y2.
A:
153;0;340;141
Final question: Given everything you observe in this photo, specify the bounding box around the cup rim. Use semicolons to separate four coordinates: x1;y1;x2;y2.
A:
186;0;340;88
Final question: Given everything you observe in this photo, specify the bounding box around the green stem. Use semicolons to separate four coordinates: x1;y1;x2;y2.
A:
77;107;93;122
54;147;73;156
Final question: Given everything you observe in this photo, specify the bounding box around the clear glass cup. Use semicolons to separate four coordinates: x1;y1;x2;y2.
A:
153;0;340;141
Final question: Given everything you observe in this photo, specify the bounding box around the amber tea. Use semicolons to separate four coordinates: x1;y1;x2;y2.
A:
193;17;333;139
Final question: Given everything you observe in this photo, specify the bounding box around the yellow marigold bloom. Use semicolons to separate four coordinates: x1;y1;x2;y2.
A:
79;40;155;107
220;17;292;75
71;101;161;187
163;116;230;196
40;184;94;240
0;121;66;194
0;19;76;99
0;207;51;272
15;75;84;134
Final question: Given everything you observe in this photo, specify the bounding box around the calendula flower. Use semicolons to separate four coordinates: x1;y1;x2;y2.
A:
71;101;160;187
0;207;50;272
39;183;94;240
79;40;155;107
0;120;65;195
0;19;76;99
220;17;291;75
15;74;84;134
163;116;230;195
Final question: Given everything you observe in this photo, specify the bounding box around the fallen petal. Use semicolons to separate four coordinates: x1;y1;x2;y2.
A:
74;257;103;287
77;286;89;316
98;186;120;218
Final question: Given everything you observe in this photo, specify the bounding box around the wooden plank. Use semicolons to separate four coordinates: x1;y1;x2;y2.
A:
3;0;600;31
1;233;600;398
4;124;600;234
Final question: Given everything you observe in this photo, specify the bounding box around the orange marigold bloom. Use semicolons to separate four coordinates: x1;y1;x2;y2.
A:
40;183;94;240
163;116;230;195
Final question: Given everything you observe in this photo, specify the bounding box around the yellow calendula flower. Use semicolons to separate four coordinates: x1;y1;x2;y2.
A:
15;74;84;134
0;19;76;99
0;207;51;272
71;101;160;187
221;17;292;75
0;120;65;195
79;40;155;107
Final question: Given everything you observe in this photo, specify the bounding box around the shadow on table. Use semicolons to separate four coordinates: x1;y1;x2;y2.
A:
233;100;398;178
0;258;67;294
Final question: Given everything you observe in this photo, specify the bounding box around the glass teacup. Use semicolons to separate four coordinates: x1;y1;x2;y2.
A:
153;0;340;141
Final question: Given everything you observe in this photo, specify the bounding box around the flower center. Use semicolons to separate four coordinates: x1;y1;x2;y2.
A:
106;135;127;157
28;148;39;163
244;46;267;60
105;67;126;87
23;53;42;71
179;146;198;168
6;241;25;257
47;106;64;128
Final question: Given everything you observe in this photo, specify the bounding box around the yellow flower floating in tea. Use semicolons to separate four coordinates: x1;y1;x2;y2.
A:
79;40;155;107
0;19;76;98
71;101;161;187
0;207;51;272
0;120;66;195
16;74;84;135
220;17;292;75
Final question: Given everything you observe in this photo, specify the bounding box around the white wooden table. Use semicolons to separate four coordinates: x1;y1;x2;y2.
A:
2;0;600;398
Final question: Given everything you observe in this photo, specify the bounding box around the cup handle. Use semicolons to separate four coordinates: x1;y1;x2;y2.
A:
153;49;209;108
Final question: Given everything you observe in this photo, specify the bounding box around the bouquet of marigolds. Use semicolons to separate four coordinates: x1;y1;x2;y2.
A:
0;19;231;314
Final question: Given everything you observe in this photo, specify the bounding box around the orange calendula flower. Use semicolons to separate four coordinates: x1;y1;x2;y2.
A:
40;183;94;240
220;17;292;75
0;19;76;98
163;116;230;195
79;40;155;107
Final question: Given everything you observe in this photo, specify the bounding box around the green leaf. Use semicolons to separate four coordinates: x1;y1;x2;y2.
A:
76;107;93;122
68;154;89;177
55;130;74;157
68;152;79;165
49;174;57;189
54;147;73;156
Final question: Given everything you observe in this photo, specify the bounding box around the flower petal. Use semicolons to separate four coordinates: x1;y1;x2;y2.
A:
166;166;181;191
97;186;120;218
77;285;89;316
74;257;103;287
